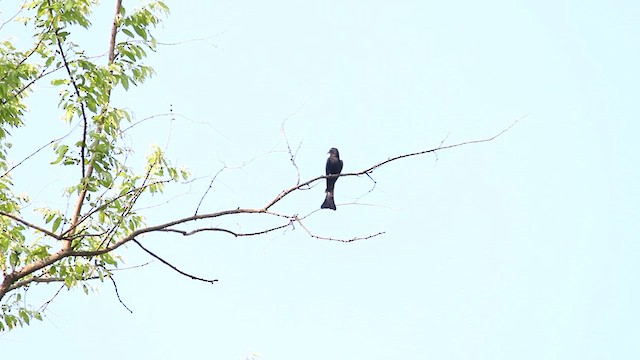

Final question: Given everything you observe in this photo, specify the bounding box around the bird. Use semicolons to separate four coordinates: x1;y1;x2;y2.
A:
321;147;343;210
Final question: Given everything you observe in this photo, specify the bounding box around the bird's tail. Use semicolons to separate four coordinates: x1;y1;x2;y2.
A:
321;192;337;210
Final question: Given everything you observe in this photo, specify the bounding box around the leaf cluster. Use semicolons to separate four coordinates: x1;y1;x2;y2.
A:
0;0;176;331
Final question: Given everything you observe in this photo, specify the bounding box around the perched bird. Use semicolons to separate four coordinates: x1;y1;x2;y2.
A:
321;147;343;210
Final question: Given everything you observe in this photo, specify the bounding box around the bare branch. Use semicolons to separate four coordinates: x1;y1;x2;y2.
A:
107;274;132;313
121;110;229;139
294;216;385;243
280;121;302;185
263;118;525;210
434;131;452;162
132;240;218;284
194;167;225;216
109;261;152;271
0;1;27;31
439;131;452;147
120;112;173;133
156;31;227;49
0;127;77;179
159;219;294;238
364;116;526;174
38;284;65;313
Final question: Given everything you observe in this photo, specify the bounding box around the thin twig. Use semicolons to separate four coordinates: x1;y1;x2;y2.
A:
194;167;225;215
38;285;65;312
281;121;302;185
108;275;132;313
109;261;152;271
132;239;218;284
0;0;27;31
63;178;172;237
13;64;65;98
294;216;385;242
52;28;89;178
159;219;294;238
156;31;227;49
0;128;77;179
97;160;157;249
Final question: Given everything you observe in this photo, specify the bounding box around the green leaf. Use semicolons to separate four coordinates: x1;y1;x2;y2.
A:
122;28;134;38
18;309;30;325
121;75;129;90
10;252;19;267
86;97;97;113
51;144;69;164
4;314;16;329
133;25;147;40
52;217;62;233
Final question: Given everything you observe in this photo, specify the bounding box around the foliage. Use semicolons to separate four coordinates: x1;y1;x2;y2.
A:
0;0;177;331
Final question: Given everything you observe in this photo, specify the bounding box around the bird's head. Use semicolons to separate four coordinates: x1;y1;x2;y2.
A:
328;147;340;158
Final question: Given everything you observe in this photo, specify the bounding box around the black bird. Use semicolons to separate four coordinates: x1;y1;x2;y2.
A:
321;147;343;210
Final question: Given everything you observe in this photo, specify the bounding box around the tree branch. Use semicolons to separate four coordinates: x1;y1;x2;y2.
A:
294;215;385;242
38;284;65;313
0;119;522;300
107;274;132;313
281;121;302;185
0;127;77;179
159;219;295;238
194;167;225;216
64;0;123;250
263;117;525;210
109;0;123;64
132;239;218;284
8;274;99;292
52;28;89;178
0;211;61;239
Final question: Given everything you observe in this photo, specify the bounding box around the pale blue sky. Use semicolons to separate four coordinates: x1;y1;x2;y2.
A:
2;0;639;359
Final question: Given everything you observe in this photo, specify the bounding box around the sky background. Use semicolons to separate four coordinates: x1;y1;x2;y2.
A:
1;0;639;359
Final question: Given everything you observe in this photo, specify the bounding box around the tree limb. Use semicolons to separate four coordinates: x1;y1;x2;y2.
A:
64;0;123;251
0;119;522;300
263;117;525;210
0;211;61;239
159;219;294;238
132;239;218;284
294;215;385;243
